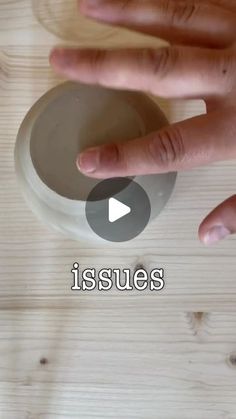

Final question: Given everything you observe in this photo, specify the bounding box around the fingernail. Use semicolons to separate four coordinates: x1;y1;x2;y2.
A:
77;148;100;173
50;48;69;68
50;48;64;60
203;226;231;246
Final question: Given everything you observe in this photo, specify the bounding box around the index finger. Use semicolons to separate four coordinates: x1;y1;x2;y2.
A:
77;108;236;178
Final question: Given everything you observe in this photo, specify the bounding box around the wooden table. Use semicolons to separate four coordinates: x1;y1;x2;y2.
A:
1;1;236;418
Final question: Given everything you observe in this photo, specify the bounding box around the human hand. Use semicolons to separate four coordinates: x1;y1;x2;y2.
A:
49;0;236;245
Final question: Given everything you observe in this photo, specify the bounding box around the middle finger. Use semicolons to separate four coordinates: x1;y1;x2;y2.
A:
80;0;236;48
50;46;236;99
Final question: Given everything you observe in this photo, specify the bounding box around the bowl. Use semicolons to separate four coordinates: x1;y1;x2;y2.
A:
15;82;177;243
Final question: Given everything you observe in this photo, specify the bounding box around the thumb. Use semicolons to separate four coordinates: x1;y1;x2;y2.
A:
199;195;236;246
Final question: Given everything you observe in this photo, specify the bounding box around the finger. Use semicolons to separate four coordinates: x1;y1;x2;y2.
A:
80;0;236;48
76;108;236;178
203;0;236;13
199;195;236;245
49;47;236;99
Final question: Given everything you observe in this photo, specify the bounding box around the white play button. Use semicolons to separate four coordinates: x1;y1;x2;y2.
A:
109;198;131;223
86;178;152;242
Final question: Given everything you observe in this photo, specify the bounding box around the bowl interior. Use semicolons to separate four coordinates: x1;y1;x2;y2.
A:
30;84;148;202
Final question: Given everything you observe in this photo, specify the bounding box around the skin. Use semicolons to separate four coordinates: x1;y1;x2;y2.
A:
49;0;236;246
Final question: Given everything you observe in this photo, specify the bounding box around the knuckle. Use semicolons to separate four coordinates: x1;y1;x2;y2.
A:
149;127;185;169
164;0;199;27
89;49;107;75
102;142;127;170
144;47;179;79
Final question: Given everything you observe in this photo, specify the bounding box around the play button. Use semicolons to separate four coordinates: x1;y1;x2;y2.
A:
85;178;151;242
109;198;131;223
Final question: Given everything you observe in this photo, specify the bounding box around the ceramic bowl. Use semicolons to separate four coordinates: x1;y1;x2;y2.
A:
15;82;177;243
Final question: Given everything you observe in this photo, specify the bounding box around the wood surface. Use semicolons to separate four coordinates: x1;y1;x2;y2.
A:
0;1;236;418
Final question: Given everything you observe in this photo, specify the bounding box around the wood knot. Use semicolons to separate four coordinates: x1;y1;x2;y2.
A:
134;263;146;272
194;312;204;323
186;312;208;339
228;353;236;368
39;357;48;365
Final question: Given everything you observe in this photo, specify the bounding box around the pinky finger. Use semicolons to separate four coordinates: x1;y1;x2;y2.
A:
199;195;236;245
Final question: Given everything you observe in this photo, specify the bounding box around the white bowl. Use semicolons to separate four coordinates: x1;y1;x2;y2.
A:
15;82;177;243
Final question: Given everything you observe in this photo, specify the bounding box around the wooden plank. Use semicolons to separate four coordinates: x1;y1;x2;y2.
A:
0;310;235;418
1;0;236;417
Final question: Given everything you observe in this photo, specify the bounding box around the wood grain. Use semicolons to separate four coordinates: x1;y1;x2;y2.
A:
0;0;236;417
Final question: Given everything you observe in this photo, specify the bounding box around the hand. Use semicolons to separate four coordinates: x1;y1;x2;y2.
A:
49;0;236;245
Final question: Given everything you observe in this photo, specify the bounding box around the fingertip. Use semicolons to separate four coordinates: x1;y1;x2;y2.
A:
198;226;209;246
79;0;105;19
199;224;231;246
79;0;90;16
49;48;67;69
196;220;205;243
49;48;57;66
198;228;205;245
76;148;100;175
79;0;94;16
